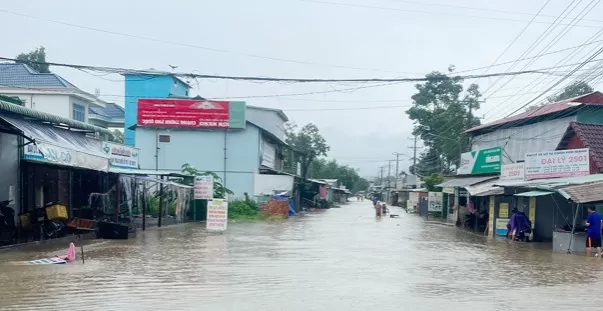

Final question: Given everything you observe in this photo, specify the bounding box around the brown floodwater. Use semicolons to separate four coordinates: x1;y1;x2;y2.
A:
1;200;603;310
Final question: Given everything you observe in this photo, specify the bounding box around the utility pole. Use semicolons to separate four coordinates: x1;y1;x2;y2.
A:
379;166;385;185
408;136;422;171
392;152;404;189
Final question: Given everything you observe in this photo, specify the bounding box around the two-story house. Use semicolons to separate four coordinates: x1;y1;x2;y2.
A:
0;63;122;128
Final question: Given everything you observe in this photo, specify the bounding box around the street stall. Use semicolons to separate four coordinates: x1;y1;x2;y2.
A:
0;110;116;244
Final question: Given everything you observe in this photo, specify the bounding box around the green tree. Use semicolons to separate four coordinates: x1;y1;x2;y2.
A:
406;67;481;172
422;173;443;191
108;129;124;144
16;46;50;73
308;158;361;191
284;123;329;180
180;163;233;199
526;81;594;112
351;177;369;193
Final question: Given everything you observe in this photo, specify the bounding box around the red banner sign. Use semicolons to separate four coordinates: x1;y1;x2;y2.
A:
137;99;230;128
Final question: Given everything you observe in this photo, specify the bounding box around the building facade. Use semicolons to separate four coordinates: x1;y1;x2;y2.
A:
466;92;603;163
123;73;190;146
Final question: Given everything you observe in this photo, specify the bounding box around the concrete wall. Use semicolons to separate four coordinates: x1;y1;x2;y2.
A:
13;94;73;120
136;125;261;198
124;75;190;146
472;116;577;163
0;133;20;216
247;107;286;141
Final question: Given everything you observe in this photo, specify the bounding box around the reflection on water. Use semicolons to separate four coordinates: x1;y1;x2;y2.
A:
1;201;603;310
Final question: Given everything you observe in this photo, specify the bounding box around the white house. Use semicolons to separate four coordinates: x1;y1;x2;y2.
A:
0;63;123;128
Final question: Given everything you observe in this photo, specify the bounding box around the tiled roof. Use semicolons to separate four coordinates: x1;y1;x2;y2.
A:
0;63;77;88
557;122;603;171
466;91;603;134
89;103;124;119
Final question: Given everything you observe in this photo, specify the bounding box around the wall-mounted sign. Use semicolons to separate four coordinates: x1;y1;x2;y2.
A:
137;99;246;129
525;148;590;180
206;198;228;231
499;202;509;218
25;141;109;171
261;139;276;169
458;147;502;175
427;192;443;212
194;175;214;200
500;163;525;181
495;218;508;236
101;141;139;169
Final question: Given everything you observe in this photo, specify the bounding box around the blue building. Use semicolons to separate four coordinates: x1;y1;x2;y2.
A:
123;73;300;198
123;73;190;146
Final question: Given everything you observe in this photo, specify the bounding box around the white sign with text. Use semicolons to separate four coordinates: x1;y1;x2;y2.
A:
194;175;214;200
525;148;590;180
500;163;525;181
206;199;228;231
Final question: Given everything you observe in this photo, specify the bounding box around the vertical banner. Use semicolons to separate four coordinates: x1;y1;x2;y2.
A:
529;197;536;240
206;199;228;231
194;175;214;200
488;196;495;237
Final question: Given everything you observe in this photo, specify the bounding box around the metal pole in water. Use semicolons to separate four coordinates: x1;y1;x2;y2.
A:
81;244;85;264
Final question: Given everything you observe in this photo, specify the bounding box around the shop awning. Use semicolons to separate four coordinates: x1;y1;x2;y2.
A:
436;175;498;188
557;182;603;203
0;114;110;172
514;190;554;197
465;178;503;196
109;167;190;178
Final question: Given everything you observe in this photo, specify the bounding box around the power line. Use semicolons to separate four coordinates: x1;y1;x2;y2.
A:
0;9;419;75
299;0;602;29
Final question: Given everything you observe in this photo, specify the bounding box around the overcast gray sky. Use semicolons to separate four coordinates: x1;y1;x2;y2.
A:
1;0;601;178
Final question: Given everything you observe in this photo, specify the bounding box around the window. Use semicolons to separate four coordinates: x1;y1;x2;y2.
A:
72;103;85;122
158;134;171;143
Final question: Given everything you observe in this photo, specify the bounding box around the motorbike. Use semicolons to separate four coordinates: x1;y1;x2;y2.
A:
32;203;65;240
0;200;15;244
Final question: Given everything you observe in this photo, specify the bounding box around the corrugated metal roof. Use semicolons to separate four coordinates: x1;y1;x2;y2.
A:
0;114;107;158
465;92;603;134
514;190;555;197
109;167;190;177
0;99;110;134
495;174;603;188
436;175;498;188
0;63;77;88
557;182;603;203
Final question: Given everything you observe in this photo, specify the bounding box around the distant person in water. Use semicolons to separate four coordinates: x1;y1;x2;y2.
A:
375;201;382;217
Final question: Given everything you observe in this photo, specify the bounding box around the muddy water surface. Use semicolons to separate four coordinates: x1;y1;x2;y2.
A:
1;201;602;310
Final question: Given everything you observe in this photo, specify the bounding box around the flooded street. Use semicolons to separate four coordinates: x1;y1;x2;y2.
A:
2;201;603;310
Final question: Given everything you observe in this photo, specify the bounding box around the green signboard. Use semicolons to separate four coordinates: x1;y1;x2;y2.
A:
458;147;501;175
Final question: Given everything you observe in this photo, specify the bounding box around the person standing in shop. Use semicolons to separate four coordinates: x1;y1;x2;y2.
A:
585;206;603;258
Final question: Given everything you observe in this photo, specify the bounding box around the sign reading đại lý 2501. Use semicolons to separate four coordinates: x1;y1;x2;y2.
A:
137;98;246;129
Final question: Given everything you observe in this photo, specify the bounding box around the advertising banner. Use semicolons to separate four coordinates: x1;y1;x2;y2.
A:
25;141;110;172
101;141;139;169
458;147;502;175
500;163;525;181
427;192;443;212
137;99;246;129
206;199;228;231
524;148;590;180
194;175;214;200
495;218;508;236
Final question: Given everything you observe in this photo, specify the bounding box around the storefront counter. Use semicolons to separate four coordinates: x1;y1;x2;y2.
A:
553;230;586;254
